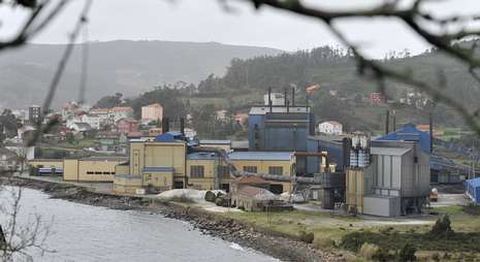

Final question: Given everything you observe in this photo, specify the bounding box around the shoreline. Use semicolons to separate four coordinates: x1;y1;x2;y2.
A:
1;176;344;262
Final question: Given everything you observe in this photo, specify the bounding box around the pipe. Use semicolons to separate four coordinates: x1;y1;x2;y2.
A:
385;110;390;135
180;117;185;136
291;87;295;106
268;87;272;112
284;87;287;106
286;100;290;113
392;110;396;131
429;112;433;153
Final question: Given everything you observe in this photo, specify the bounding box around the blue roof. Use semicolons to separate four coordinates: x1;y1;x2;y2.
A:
143;167;175;172
376;123;431;153
154;131;185;142
187;152;219;160
228;151;293;161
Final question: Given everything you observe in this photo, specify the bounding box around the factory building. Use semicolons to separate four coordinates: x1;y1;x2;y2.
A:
345;124;431;217
248;88;315;174
112;131;297;194
307;135;350;174
63;157;127;182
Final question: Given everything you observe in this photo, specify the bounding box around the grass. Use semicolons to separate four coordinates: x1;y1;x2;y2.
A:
214;205;480;260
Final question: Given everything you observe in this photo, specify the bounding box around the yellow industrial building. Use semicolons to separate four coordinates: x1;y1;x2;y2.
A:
112;132;297;194
28;132;298;195
63;157;127;182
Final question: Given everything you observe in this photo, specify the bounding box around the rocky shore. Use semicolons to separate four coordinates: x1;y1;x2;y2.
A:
1;176;344;261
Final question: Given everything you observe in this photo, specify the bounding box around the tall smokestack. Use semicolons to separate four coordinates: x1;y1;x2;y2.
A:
180;117;185;136
385;110;390;135
392;110;396;131
268;87;272;112
286;100;290;113
291;87;295;106
162;117;170;133
284;87;287;106
306;94;309;110
429;112;433;153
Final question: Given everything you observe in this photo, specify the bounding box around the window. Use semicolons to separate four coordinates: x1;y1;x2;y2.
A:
190;165;205;178
243;166;257;173
217;166;230;178
86;171;94;175
268;166;283;175
95;171;102;174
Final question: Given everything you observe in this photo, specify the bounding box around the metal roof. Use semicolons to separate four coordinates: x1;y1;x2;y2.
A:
143;166;175;172
370;147;411;156
154;131;185;142
200;140;231;145
228;151;293;161
376;123;431;153
249;106;310;115
187;152;219;160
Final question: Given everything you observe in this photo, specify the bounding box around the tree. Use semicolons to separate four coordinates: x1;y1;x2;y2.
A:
93;93;123;109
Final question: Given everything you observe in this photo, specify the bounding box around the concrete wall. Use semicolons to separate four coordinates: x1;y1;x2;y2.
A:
113;175;142;194
143;171;173;190
363;196;401;217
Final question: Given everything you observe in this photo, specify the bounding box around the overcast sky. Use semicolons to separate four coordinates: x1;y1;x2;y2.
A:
0;0;479;57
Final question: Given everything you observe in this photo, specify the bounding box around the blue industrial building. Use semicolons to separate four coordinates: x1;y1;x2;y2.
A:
307;135;349;174
466;177;480;204
248;106;314;152
376;123;431;153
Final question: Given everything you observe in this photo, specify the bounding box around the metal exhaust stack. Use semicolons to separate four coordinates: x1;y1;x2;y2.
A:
385;110;390;135
284;87;287;106
180;117;185;136
291;87;295;106
268;86;272;113
286;100;290;113
429;112;433;153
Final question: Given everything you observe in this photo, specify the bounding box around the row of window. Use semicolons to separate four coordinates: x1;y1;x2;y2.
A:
243;166;283;175
188;165;284;178
86;171;116;175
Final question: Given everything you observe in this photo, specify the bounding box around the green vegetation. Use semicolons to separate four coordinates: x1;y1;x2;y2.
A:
214;205;480;260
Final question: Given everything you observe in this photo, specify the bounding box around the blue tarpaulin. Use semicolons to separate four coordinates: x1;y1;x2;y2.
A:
465;177;480;204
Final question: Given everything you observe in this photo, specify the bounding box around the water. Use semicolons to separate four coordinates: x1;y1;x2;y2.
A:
0;187;276;262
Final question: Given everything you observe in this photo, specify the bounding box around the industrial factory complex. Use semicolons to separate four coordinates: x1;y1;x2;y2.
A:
27;89;479;217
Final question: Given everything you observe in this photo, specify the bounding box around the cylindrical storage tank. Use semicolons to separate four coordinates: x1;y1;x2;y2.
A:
358;151;365;167
350;150;358;167
322;189;335;209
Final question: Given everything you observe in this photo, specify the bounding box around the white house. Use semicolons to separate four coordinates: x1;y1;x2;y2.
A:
318;121;343;135
81;114;101;130
263;93;285;106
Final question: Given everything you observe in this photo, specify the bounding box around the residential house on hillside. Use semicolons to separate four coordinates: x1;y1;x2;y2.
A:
68;122;92;135
318;121;343;135
110;107;134;122
369;92;385;104
141;103;163;124
0;148;19;171
117;118;139;135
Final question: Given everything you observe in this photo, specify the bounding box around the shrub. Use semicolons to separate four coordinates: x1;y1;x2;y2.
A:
372;247;393;262
398;242;416;261
340;231;369;251
359;243;380;260
313;237;336;250
430;214;454;236
299;231;314;244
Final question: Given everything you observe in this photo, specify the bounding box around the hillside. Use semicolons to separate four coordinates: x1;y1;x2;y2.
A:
0;40;282;108
186;45;480;133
